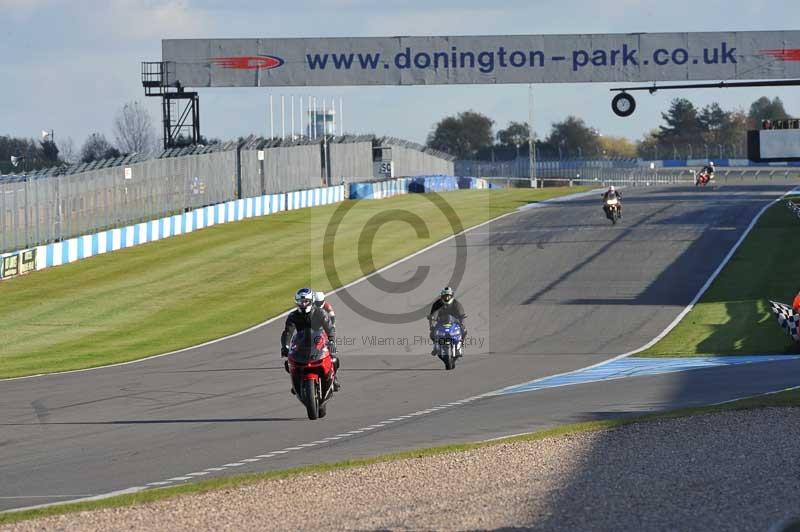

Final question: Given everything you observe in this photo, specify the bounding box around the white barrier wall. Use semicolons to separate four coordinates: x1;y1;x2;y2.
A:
0;185;344;280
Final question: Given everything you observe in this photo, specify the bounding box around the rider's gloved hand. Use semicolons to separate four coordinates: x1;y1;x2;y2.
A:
281;346;289;357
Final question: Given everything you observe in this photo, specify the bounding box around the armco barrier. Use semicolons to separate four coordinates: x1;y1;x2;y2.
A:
0;185;344;280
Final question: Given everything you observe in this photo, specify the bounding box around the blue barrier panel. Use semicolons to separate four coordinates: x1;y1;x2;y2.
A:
349;182;377;199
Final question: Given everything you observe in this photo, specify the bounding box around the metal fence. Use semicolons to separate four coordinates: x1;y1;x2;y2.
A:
0;135;456;254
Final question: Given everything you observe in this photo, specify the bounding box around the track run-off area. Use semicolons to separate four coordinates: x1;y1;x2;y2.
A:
3;180;800;513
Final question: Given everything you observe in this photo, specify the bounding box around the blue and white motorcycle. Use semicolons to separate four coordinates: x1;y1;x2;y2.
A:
431;317;463;371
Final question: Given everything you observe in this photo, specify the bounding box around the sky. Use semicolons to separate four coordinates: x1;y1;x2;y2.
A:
1;0;799;153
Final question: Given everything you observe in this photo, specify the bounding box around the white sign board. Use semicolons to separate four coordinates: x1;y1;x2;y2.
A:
163;31;800;87
124;167;132;180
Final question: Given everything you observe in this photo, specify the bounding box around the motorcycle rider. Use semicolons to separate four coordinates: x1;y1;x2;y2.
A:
314;291;336;326
601;185;623;219
281;287;340;391
428;286;468;356
699;161;715;183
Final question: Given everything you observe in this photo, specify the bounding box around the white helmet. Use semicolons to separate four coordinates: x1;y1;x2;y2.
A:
709;161;715;167
295;287;314;314
609;185;616;192
314;291;325;308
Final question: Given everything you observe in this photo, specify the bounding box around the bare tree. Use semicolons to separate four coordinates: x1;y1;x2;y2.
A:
113;101;156;154
59;137;76;164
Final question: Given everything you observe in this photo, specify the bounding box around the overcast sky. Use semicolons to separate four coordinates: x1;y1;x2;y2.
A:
1;0;798;151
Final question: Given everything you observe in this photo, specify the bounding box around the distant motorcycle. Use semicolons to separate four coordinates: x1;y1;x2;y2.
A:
695;169;714;187
286;328;337;420
604;197;621;224
431;317;463;370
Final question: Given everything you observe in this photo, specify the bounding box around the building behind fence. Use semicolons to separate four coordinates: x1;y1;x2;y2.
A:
0;135;455;254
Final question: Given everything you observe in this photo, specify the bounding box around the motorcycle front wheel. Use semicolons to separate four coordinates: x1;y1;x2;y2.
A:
445;345;456;370
303;379;319;420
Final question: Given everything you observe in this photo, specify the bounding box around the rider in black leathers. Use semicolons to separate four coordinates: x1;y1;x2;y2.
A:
428;286;468;356
281;287;340;390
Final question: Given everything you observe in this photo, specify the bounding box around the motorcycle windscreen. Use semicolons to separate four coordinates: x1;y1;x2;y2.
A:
290;328;328;362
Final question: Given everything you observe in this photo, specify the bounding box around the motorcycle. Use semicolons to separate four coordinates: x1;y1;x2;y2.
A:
695;169;714;187
604;197;621;224
431;317;463;370
286;328;337;420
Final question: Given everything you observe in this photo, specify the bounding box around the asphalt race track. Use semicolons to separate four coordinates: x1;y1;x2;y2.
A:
3;180;800;512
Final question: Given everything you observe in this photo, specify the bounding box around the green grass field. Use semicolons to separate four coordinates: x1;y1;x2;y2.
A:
641;196;800;357
0;187;588;379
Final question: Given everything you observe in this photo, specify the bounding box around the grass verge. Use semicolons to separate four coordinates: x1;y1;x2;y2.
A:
641;196;800;357
0;187;588;379
2;385;798;525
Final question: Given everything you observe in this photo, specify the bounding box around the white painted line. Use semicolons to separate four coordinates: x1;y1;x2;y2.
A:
146;482;172;486
713;384;800;405
311;441;328;445
186;471;210;476
325;436;342;440
298;443;318;447
166;476;193;482
1;487;147;514
0;495;95;499
282;447;303;451
335;433;352;437
360;426;376;431
271;451;289;455
255;455;275;459
1;188;595;383
222;462;244;467
204;467;227;471
241;458;261;463
347;430;364;434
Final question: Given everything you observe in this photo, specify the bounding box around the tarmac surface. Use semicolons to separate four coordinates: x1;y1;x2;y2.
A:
2;180;799;512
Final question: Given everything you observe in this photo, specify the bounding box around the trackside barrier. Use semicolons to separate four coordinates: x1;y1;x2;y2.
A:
0;185;344;280
348;178;412;199
348;176;492;200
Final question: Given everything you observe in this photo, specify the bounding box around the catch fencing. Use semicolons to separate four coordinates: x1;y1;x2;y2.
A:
0;135;454;254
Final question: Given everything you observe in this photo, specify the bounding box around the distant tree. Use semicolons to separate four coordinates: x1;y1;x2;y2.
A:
747;96;790;128
496;121;531;148
113;101;156;153
80;133;120;163
636;129;661;159
657;98;703;143
40;139;59;163
545;116;601;158
59;137;77;164
598;135;637;158
426;111;494;158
